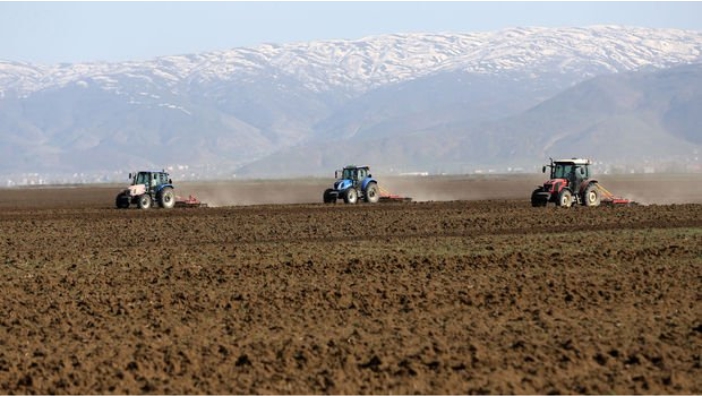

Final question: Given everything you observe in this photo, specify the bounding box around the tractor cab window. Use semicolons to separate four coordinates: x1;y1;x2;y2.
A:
357;168;367;180
135;172;148;185
342;168;354;180
552;164;574;179
577;165;589;179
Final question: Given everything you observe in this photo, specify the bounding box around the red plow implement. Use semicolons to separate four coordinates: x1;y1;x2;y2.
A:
595;184;636;206
379;187;412;203
175;195;208;208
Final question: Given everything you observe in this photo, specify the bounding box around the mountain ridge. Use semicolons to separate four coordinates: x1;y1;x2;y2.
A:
1;25;702;181
3;26;702;96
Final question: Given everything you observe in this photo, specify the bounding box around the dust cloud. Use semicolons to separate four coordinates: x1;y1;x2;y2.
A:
598;174;702;205
176;180;326;207
173;174;702;207
381;174;545;202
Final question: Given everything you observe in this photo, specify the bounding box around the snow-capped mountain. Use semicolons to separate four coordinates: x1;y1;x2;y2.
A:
1;25;702;180
3;26;702;96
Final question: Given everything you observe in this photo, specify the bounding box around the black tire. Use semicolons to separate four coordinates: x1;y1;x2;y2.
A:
343;188;358;204
582;184;601;207
115;193;130;209
159;187;176;209
323;189;336;204
531;189;547;207
137;194;152;209
364;182;380;204
557;189;573;208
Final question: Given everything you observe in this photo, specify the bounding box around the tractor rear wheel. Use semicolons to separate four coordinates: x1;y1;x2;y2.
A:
582;184;601;207
365;182;380;203
159;187;176;209
137;194;152;209
343;188;358;204
557;189;573;208
323;189;336;204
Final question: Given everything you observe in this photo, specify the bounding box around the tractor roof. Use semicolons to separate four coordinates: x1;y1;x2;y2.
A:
137;170;169;174
554;158;592;165
343;165;370;170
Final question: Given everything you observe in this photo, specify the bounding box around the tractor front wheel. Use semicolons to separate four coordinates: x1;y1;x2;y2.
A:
323;189;336;204
531;189;547;207
159;187;176;209
138;194;152;209
365;182;380;204
115;193;130;209
557;189;573;208
343;188;358;204
582;184;601;207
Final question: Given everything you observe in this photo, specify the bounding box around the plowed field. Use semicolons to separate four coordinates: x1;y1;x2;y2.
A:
1;175;701;394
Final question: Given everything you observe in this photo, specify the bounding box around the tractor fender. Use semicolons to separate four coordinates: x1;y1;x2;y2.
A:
578;180;598;194
155;184;175;194
361;177;377;191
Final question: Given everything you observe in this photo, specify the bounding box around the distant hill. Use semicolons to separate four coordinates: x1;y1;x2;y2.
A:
239;63;702;176
497;62;702;161
1;26;702;180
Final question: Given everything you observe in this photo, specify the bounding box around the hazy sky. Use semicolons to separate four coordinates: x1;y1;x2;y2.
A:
2;1;702;64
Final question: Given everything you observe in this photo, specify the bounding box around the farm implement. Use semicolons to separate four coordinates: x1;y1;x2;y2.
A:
379;186;413;203
175;195;209;208
593;184;636;206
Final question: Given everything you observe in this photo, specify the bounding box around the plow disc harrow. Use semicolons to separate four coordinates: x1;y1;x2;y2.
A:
379;187;412;203
594;184;636;206
175;195;208;208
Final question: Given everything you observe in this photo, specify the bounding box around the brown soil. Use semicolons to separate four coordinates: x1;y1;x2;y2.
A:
0;176;700;394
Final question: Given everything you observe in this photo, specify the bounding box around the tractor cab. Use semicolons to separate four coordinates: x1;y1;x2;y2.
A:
544;159;591;187
134;172;148;185
542;158;593;194
335;165;371;186
130;171;172;189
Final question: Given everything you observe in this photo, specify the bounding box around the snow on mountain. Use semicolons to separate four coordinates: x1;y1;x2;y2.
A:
2;26;702;98
2;25;702;180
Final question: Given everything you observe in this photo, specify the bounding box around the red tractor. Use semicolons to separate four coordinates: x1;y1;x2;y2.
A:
531;158;601;208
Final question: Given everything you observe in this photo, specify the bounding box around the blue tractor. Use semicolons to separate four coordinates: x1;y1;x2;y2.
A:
323;165;380;204
115;170;176;209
